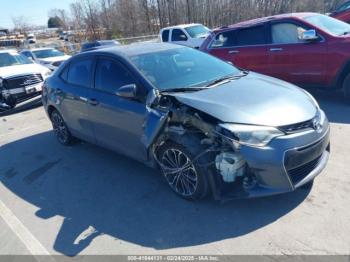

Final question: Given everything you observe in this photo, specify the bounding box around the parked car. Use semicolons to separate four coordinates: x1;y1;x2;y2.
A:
330;1;350;23
42;43;330;200
26;33;36;44
160;24;210;48
80;40;120;52
200;13;350;102
59;32;67;40
0;49;51;109
21;48;71;71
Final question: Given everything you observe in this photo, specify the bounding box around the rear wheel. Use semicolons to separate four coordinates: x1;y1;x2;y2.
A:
50;110;73;145
158;138;210;200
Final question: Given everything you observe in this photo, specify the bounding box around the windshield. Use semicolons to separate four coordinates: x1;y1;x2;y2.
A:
185;25;210;38
130;47;241;91
305;14;350;36
335;1;350;12
33;49;64;59
0;52;33;67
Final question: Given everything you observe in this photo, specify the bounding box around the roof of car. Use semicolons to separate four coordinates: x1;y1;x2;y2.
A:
161;23;203;31
80;42;183;57
213;12;318;32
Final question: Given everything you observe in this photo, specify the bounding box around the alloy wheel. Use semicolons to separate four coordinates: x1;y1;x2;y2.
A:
51;112;69;144
161;148;198;197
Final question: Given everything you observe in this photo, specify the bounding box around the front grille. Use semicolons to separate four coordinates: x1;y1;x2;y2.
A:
279;119;314;134
4;74;43;90
287;154;323;184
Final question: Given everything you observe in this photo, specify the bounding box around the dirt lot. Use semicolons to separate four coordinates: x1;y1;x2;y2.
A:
0;91;349;256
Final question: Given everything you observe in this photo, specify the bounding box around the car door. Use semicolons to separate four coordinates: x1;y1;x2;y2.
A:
56;57;95;141
88;56;148;161
171;28;190;46
207;25;270;74
267;21;327;86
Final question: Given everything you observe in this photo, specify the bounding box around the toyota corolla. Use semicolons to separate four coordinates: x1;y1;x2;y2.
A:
42;43;330;201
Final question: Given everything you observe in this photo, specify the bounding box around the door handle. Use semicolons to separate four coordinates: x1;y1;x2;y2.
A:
270;48;283;52
228;50;239;54
88;98;99;106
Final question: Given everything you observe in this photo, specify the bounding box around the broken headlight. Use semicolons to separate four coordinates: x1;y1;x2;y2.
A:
219;123;284;147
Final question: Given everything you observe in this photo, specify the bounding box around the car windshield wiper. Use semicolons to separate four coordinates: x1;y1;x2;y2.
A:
206;71;249;87
160;87;210;93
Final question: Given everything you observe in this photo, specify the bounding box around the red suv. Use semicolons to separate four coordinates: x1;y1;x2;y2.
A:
330;1;350;23
200;13;350;101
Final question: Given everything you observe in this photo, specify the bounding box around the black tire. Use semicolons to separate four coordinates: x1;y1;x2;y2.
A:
158;137;210;200
50;110;74;145
343;73;350;103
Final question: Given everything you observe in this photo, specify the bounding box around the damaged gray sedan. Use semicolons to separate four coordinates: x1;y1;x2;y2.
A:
42;43;330;200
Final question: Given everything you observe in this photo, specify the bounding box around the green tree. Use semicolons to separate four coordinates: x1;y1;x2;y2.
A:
48;16;63;28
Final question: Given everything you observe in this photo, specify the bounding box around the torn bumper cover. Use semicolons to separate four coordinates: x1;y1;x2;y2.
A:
213;121;330;200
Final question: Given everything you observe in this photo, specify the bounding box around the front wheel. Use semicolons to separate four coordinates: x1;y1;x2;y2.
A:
50;110;74;145
158;140;209;200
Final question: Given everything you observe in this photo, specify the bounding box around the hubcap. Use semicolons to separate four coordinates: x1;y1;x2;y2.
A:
161;149;198;197
51;112;69;144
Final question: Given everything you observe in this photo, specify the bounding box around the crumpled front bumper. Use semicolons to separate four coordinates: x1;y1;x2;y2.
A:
214;117;330;200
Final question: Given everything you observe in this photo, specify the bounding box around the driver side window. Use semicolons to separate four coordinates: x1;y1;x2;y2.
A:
95;58;136;94
172;29;188;41
271;23;307;44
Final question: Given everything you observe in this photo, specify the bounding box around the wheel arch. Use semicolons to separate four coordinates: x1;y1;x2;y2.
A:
335;59;350;89
47;104;58;118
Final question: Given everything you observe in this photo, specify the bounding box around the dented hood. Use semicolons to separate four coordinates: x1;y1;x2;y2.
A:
170;72;317;127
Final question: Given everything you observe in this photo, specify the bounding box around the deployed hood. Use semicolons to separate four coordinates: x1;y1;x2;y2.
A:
0;63;50;79
39;55;71;63
170;72;317;127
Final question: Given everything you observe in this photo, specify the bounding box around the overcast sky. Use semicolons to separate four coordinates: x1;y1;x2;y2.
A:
0;0;73;29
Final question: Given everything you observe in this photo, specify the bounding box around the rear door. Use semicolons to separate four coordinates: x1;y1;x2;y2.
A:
56;57;95;141
267;21;327;86
88;56;148;161
207;25;270;74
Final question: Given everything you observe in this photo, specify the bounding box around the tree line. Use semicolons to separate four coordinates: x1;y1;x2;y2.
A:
48;0;347;40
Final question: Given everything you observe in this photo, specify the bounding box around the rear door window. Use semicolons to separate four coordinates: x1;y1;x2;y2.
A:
67;58;93;88
162;30;169;42
236;25;267;46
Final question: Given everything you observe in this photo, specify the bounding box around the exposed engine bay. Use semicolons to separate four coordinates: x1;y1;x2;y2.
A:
142;89;256;200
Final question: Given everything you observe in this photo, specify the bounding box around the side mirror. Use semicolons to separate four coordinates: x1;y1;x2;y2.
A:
301;29;319;41
116;84;137;99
